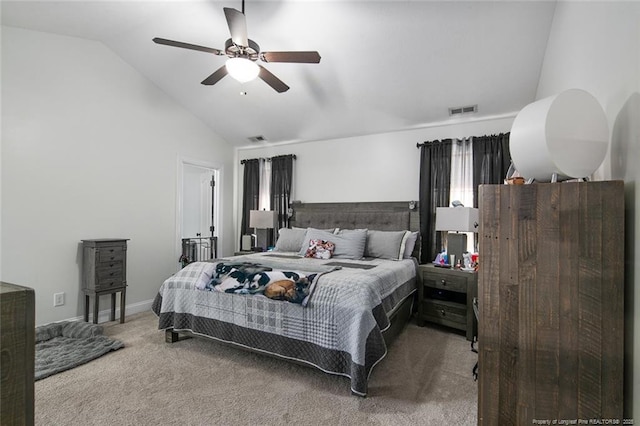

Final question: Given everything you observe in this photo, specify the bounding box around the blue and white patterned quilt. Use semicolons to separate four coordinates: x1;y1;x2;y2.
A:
152;252;417;395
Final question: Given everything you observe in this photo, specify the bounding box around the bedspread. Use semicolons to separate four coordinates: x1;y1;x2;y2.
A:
152;252;417;395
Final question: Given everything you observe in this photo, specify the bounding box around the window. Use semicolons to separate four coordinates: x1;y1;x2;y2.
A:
449;138;475;254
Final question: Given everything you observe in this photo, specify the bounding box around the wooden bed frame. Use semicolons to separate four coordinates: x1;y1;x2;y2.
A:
165;200;420;393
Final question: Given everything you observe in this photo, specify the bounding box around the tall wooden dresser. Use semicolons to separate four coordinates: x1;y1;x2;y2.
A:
82;239;129;324
478;181;624;424
0;281;35;426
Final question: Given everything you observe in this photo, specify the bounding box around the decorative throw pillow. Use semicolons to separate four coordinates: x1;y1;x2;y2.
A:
304;239;335;259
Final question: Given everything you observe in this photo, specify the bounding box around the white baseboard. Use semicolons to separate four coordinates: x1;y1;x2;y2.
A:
63;298;155;324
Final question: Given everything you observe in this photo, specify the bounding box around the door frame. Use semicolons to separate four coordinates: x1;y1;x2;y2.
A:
176;157;223;268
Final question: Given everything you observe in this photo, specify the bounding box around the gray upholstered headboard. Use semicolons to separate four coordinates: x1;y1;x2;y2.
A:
290;201;419;232
289;201;420;258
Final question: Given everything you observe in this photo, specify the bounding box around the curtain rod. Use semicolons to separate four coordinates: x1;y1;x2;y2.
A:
416;132;509;148
240;154;297;165
416;139;447;148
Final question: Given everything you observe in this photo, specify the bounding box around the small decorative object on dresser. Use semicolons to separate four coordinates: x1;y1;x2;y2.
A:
82;239;129;324
417;264;478;341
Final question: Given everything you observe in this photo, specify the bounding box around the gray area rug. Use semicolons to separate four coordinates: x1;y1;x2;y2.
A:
35;321;124;380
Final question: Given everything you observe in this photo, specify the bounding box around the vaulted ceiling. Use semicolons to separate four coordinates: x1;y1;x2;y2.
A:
1;1;557;147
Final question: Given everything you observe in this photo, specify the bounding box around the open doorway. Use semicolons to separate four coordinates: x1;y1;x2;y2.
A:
177;159;221;268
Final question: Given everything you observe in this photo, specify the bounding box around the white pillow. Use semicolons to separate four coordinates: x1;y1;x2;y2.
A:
403;231;419;259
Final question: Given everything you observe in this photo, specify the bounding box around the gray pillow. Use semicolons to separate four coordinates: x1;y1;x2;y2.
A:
293;226;336;233
274;228;307;252
297;228;336;256
333;228;368;259
365;230;410;260
298;228;368;259
403;231;419;259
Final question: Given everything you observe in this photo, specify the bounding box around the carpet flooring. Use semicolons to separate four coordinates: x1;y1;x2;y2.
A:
35;311;478;425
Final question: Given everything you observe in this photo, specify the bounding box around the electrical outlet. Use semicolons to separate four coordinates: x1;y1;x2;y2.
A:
54;292;65;307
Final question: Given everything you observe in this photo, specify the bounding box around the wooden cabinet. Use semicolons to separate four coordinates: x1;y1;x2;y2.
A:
82;239;129;324
478;181;624;424
0;281;35;426
417;264;477;341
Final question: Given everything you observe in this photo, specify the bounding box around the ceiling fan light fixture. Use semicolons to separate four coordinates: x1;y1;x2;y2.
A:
154;5;320;92
226;57;259;83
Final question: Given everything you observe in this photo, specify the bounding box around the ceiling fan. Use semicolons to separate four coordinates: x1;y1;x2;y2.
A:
153;0;321;93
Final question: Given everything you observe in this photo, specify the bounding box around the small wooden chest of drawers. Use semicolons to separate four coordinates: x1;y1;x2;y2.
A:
417;264;477;341
82;239;129;324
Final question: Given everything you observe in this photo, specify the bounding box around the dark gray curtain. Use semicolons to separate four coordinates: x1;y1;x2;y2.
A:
270;155;294;234
240;159;260;246
472;133;511;207
419;139;452;264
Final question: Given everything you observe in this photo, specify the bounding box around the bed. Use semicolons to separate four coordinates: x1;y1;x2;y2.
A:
152;201;420;396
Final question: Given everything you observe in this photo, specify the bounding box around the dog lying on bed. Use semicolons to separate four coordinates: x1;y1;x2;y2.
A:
263;276;313;301
206;262;314;304
264;279;296;300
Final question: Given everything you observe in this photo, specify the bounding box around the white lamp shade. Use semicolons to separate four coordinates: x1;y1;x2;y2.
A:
226;58;260;83
249;210;276;229
435;207;479;232
510;88;609;182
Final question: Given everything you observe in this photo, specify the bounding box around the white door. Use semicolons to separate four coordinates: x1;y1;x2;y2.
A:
179;161;220;264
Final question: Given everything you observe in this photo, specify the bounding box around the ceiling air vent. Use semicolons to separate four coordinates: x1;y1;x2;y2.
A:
248;135;267;143
448;104;478;116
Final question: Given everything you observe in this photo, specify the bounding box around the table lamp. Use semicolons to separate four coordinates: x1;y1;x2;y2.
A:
249;210;276;251
435;206;479;265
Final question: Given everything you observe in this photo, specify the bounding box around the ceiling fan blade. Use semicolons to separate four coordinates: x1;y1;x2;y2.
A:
201;65;228;86
261;51;321;64
258;65;289;93
153;37;223;55
223;7;249;47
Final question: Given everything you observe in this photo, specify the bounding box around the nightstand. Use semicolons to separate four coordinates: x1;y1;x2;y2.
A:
417;264;477;341
82;239;129;324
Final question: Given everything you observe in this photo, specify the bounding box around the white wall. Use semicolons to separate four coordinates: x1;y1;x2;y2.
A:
1;26;235;325
237;115;515;204
536;0;640;418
